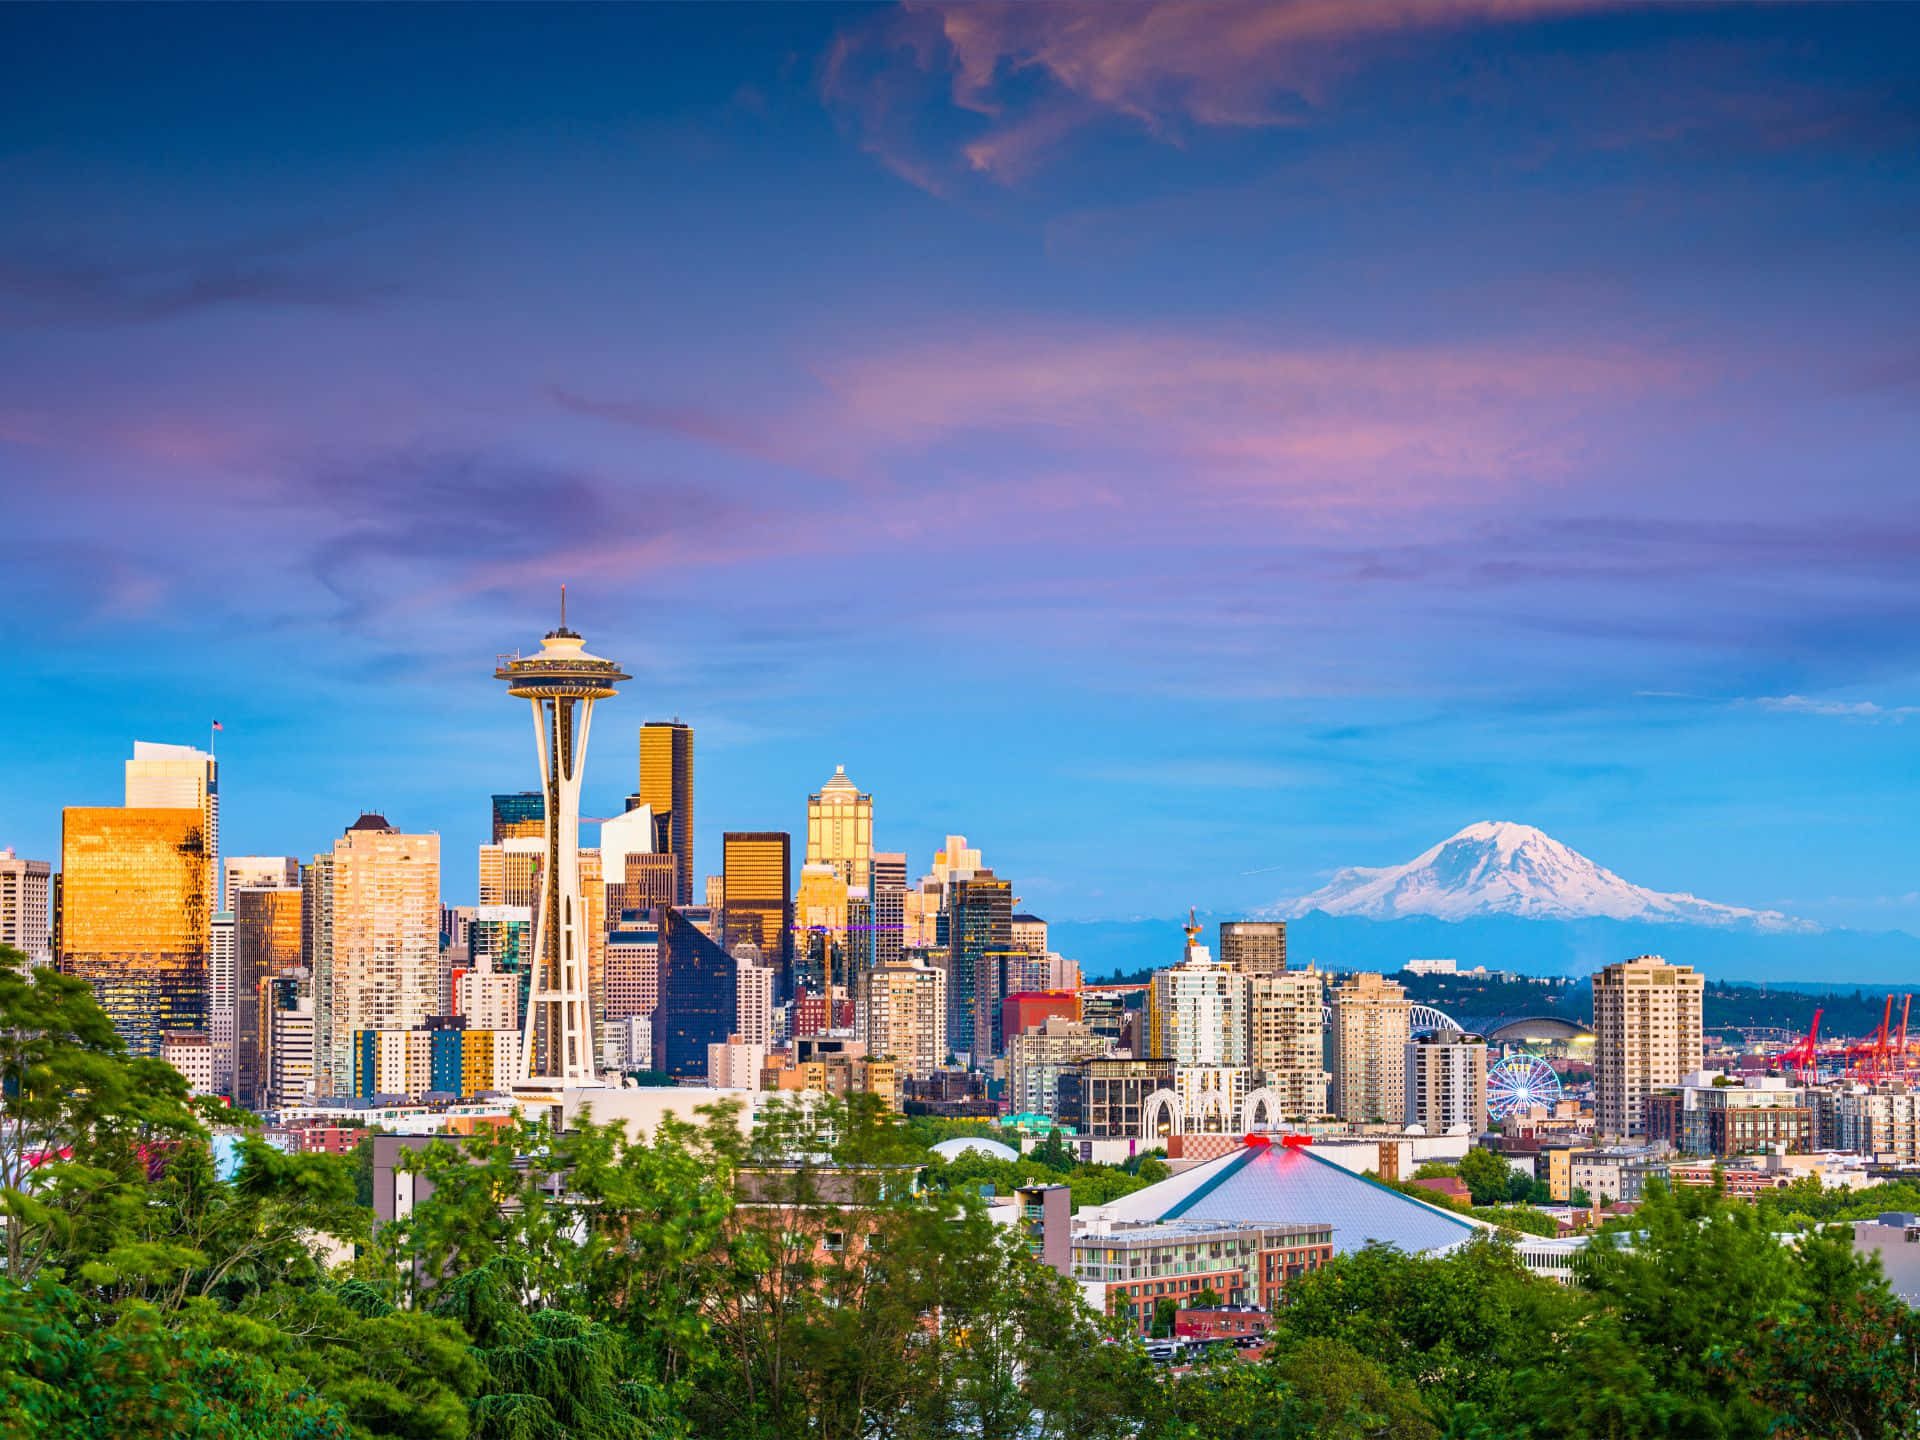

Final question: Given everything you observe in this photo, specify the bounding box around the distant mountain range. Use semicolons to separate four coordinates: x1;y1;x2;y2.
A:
1054;821;1920;984
1270;821;1816;933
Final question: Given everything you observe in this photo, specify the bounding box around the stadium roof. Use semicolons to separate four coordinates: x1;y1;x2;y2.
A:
1083;1140;1484;1256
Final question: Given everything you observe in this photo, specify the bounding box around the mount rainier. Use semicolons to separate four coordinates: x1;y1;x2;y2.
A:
1272;821;1817;934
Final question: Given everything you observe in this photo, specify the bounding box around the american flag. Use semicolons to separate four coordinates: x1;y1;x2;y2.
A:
212;720;224;732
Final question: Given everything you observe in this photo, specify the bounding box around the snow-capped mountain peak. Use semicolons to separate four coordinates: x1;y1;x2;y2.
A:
1273;821;1816;933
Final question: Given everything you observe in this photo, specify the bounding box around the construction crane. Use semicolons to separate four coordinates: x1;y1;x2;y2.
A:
1777;1007;1823;1083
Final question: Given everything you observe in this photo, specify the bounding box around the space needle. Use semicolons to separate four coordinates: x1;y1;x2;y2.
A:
495;589;629;1097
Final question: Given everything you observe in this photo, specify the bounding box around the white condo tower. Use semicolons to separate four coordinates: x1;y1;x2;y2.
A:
495;593;629;1094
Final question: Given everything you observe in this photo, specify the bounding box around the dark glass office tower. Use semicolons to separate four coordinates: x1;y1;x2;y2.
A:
653;906;736;1078
946;870;1012;1062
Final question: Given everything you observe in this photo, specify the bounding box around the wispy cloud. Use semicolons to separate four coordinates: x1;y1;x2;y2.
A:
1754;695;1920;721
562;326;1691;527
827;0;1631;189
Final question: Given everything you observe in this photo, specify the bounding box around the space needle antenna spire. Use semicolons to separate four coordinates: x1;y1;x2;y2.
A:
494;592;629;1098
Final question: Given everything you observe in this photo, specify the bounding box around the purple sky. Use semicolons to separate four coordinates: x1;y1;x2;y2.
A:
3;2;1918;932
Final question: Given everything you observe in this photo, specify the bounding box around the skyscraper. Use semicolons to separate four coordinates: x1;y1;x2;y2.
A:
209;910;235;1093
865;959;948;1078
1592;955;1704;1139
1328;972;1411;1123
1248;969;1327;1119
722;831;792;970
497;609;629;1091
735;954;776;1048
60;806;210;1055
233;883;302;1109
478;838;545;908
124;741;219;913
1148;920;1250;1068
869;851;906;970
0;849;52;966
946;870;1012;1061
654;905;736;1079
1219;921;1287;977
310;814;439;1096
491;791;545;843
638;721;694;906
805;764;873;889
600;804;677;919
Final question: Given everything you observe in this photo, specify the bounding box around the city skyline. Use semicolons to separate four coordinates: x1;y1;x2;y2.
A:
4;4;1919;930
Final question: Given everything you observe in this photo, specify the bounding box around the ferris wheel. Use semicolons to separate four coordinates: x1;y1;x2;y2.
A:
1487;1054;1562;1119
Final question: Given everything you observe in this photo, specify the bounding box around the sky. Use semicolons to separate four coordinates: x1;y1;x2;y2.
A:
2;3;1917;933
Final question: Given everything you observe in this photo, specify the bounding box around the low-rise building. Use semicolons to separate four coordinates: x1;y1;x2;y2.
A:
1072;1219;1334;1332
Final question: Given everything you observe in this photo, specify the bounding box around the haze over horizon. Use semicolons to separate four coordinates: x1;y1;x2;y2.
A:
4;3;1917;932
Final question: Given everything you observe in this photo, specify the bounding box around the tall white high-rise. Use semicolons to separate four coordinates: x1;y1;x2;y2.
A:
495;599;627;1093
0;849;52;966
209;911;235;1094
310;815;440;1095
736;956;776;1048
1148;918;1249;1068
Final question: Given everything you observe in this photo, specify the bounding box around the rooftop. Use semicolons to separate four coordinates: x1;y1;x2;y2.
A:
1083;1138;1482;1257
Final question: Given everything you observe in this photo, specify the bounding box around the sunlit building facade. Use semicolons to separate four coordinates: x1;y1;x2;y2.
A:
60;806;210;1055
1592;955;1704;1139
1249;968;1327;1118
124;741;219;912
638;721;694;906
1329;971;1411;1123
722;831;792;969
863;959;948;1078
311;815;440;1096
234;884;303;1109
805;765;873;890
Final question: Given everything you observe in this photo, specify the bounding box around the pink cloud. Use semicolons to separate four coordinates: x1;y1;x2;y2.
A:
831;0;1633;187
564;326;1697;533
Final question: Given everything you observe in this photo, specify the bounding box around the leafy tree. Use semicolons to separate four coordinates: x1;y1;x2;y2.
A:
429;1261;678;1440
1150;1297;1178;1338
1193;1287;1223;1310
0;945;203;1284
1724;1225;1920;1440
1028;1128;1075;1173
1528;1182;1799;1439
1275;1235;1582;1430
0;1277;355;1440
200;1281;480;1440
1456;1148;1511;1207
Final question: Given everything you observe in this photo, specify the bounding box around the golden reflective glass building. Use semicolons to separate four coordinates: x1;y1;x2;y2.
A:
722;831;791;967
805;764;872;889
60;806;210;1055
637;721;694;906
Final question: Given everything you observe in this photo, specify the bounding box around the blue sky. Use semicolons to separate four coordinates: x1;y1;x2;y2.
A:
2;3;1917;930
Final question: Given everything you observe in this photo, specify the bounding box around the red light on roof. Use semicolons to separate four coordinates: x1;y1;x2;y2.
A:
1242;1133;1271;1148
1280;1134;1314;1147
